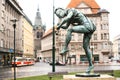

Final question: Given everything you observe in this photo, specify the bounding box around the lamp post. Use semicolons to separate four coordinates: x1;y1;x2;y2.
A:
52;0;55;72
34;50;37;58
11;19;18;80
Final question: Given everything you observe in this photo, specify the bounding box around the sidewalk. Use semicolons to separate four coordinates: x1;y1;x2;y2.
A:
0;65;12;69
78;62;120;66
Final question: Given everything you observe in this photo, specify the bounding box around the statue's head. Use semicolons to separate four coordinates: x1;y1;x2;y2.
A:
55;8;66;18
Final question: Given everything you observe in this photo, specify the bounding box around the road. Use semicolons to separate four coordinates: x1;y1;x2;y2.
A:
0;62;120;80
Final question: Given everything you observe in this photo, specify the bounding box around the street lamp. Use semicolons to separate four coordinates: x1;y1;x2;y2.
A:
34;50;37;58
11;19;18;80
52;0;55;72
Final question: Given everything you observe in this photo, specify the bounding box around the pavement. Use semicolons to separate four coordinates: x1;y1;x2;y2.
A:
0;65;12;68
0;62;120;80
77;61;120;66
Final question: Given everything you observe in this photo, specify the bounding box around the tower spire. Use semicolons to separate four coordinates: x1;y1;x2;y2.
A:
37;5;39;11
34;6;42;29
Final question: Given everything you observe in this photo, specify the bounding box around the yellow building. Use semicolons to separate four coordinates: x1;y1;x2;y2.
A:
22;15;34;58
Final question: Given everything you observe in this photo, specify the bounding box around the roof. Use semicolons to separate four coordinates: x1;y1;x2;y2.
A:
42;28;53;38
98;9;109;13
67;0;100;13
42;26;57;38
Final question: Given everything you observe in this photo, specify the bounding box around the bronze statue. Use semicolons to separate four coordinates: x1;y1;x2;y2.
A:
55;8;96;74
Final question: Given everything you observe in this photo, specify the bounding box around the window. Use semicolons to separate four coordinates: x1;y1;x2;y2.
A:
94;44;97;50
0;25;4;32
101;24;102;30
102;43;108;49
101;34;103;40
94;34;97;40
104;33;107;39
61;44;65;51
1;10;4;18
104;33;109;40
2;0;5;5
7;29;10;37
61;34;64;41
0;39;4;47
101;24;108;30
80;55;87;61
71;34;75;41
40;32;43;37
102;14;108;21
93;55;99;61
101;33;109;40
71;44;74;50
79;44;82;51
78;34;82;41
36;32;40;38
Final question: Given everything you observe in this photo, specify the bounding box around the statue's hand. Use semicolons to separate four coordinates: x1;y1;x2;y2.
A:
54;27;59;35
57;26;60;30
56;30;59;35
56;23;60;30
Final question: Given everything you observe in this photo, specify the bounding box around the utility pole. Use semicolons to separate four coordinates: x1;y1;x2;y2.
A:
11;19;18;80
52;0;55;72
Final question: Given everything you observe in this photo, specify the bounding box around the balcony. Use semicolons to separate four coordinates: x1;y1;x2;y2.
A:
101;48;110;54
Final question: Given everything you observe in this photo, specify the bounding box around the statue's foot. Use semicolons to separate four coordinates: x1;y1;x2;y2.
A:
60;49;69;55
86;65;94;74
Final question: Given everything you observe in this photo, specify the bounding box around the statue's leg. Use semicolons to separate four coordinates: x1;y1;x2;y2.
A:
83;33;94;74
60;28;72;54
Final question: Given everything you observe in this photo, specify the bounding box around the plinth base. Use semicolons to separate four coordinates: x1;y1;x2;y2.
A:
63;74;116;80
76;73;100;77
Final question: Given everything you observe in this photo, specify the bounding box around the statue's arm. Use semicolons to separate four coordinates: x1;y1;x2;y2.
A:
57;11;73;30
60;21;71;29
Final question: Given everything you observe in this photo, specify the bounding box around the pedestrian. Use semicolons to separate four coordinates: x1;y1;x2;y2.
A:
55;8;96;74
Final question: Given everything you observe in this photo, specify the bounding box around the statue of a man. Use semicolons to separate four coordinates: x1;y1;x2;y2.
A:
55;8;96;74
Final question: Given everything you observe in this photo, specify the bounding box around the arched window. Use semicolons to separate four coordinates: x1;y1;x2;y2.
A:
40;32;43;37
36;32;40;38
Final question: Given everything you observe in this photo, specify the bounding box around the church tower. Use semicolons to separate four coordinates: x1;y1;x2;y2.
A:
33;7;46;58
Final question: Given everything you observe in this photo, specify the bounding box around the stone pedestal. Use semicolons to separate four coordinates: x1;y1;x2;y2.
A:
63;74;116;80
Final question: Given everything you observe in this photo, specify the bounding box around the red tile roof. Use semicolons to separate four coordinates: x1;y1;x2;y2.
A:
42;26;57;38
42;28;52;38
67;0;100;13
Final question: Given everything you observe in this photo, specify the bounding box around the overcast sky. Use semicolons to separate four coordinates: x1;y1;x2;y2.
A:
17;0;120;41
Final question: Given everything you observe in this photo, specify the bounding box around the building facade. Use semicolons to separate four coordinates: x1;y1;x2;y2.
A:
22;15;34;58
41;0;112;64
113;34;120;59
0;0;23;66
41;29;53;62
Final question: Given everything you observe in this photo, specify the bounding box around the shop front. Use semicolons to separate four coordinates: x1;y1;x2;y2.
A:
80;55;99;64
0;52;12;66
0;47;23;66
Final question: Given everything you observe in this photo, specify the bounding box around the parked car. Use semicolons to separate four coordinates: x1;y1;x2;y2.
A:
35;58;40;62
49;61;65;66
111;57;119;62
